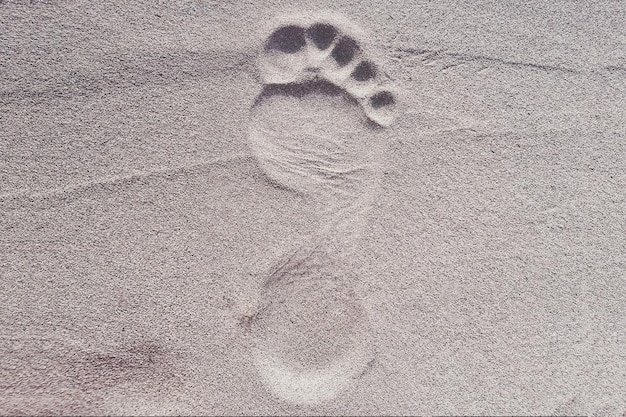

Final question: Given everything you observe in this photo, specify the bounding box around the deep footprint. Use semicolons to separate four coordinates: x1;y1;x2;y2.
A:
257;15;397;126
248;13;396;406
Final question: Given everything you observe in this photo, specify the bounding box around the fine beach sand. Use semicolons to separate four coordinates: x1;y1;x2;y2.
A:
1;0;625;415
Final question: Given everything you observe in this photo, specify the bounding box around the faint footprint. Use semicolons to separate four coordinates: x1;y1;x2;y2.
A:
246;12;397;406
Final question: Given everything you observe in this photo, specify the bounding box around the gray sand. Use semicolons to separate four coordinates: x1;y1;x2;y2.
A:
1;0;625;415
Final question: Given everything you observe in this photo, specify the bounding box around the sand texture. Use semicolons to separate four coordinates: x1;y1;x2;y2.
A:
1;0;626;415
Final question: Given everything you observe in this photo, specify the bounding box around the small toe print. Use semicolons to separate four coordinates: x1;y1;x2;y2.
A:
267;25;307;54
307;23;337;50
370;91;395;109
331;37;358;67
351;61;377;82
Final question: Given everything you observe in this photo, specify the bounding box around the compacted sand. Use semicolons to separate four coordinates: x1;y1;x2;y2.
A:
1;1;625;415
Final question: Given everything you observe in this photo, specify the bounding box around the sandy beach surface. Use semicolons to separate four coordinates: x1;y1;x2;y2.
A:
1;0;625;415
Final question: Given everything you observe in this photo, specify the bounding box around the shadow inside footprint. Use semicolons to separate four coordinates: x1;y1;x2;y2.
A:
351;61;377;82
307;23;337;50
266;26;306;54
257;17;397;126
253;80;359;107
331;37;358;67
370;91;395;109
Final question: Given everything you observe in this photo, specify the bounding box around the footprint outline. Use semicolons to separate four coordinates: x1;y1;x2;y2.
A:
247;11;397;406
